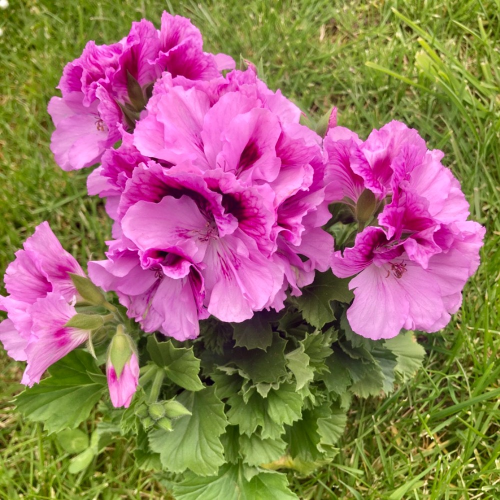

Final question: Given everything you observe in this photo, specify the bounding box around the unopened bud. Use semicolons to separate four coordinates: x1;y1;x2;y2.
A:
163;400;192;418
141;416;155;430
355;189;377;224
148;402;165;420
157;417;173;432
108;328;135;379
315;106;337;138
70;273;106;306
65;313;104;331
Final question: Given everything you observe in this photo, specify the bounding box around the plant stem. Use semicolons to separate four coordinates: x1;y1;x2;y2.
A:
102;313;115;323
138;364;158;387
147;369;165;404
103;301;118;313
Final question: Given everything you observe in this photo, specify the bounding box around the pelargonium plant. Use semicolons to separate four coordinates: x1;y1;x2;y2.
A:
0;12;485;499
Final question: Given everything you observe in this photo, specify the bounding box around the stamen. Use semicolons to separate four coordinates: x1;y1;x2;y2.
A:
390;262;407;279
95;118;106;132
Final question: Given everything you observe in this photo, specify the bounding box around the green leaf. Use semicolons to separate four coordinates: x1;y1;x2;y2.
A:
372;349;398;394
384;331;426;382
148;387;227;476
233;333;287;384
286;406;328;462
199;318;235;356
16;350;106;434
316;407;347;455
221;425;240;464
173;464;240;500
64;313;104;331
173;464;298;500
294;272;353;328
285;403;345;462
302;331;333;372
134;448;162;471
232;313;274;351
266;383;303;427
147;336;203;391
335;350;385;398
227;391;266;436
286;345;314;390
69;273;106;306
212;371;243;400
135;426;162;471
56;429;89;454
244;470;298;499
227;391;284;440
277;309;311;336
322;356;351;395
239;434;287;467
341;312;378;351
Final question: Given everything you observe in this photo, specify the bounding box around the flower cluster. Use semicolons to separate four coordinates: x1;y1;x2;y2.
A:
86;67;334;341
326;122;485;339
48;12;234;171
0;223;89;385
0;11;485;415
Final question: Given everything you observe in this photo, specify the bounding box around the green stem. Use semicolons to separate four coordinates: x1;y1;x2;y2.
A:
102;313;115;323
147;369;165;404
103;301;118;313
139;364;158;387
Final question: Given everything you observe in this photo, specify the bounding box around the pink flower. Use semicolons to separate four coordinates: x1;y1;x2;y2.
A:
0;222;89;384
49;12;234;172
89;237;208;341
22;293;90;386
48;91;122;172
88;72;334;339
89;164;283;338
327;121;485;339
106;333;139;408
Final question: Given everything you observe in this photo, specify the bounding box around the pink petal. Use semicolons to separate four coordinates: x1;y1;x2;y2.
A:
0;319;28;361
107;352;139;408
23;293;88;386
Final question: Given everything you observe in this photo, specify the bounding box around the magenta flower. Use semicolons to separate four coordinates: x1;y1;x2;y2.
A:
22;293;90;386
327;121;485;339
106;333;139;408
89;164;283;338
0;222;89;384
88;70;334;339
49;12;234;172
48;91;122;171
89;236;208;341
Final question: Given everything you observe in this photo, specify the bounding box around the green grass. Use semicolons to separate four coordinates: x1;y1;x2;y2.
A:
0;0;499;498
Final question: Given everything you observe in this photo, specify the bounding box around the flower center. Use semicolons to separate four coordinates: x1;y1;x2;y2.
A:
389;262;407;279
95;118;106;132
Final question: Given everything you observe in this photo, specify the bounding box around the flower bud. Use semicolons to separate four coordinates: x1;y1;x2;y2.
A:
156;417;173;432
355;189;377;225
69;273;106;306
148;402;165;420
106;329;139;408
141;416;155;430
163;400;192;418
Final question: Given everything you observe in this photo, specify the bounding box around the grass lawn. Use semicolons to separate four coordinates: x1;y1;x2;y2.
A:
0;0;499;498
